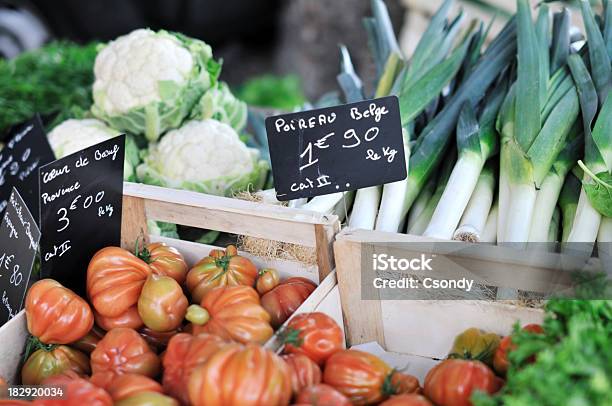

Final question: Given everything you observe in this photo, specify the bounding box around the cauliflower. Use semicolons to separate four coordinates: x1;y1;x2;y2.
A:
47;118;140;181
190;81;247;132
137;119;268;196
92;29;220;142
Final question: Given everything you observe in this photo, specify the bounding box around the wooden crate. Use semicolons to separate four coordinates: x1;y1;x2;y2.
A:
0;182;343;384
334;228;603;379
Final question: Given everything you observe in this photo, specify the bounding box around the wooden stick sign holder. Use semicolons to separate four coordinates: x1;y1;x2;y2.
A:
121;182;341;281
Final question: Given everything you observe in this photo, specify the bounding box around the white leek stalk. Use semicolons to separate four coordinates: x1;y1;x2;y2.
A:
481;203;498;243
406;177;436;231
349;187;381;229
453;163;495;242
375;134;410;231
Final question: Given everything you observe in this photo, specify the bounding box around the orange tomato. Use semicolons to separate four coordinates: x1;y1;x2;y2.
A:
323;349;400;405
188;344;292;406
0;401;31;406
282;353;322;395
32;373;112;406
261;277;317;328
91;328;160;378
424;359;502;406
25;279;93;344
188;285;273;345
114;392;178;406
391;372;421;395
104;373;162;402
493;323;544;375
379;394;433;406
295;384;352;406
137;275;188;332
283;312;343;366
140;242;188;285
22;345;90;385
87;247;152;318
94;306;143;331
162;333;228;405
256;268;281;295
186;245;258;303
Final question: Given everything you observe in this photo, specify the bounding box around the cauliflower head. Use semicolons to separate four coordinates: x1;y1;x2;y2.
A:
190;81;247;132
137;119;268;196
47;118;140;181
92;29;220;142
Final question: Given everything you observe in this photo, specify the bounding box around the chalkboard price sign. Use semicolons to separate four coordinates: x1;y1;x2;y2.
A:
39;135;125;294
0;115;55;221
265;96;407;201
0;188;41;327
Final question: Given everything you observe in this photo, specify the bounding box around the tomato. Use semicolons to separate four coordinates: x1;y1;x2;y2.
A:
391;373;421;395
138;327;178;353
186;245;258;303
424;359;502;406
105;373;162;402
114;392;178;406
137;275;188;332
32;374;112;406
282;353;322;395
261;277;317;328
91;328;160;378
25;279;94;344
70;326;104;354
256;268;281;295
448;328;500;367
187;285;273;345
21;345;90;385
0;401;31;406
139;242;188;285
295;384;352;406
87;247;152;318
188;344;292;406
94;306;143;331
283;312;343;366
323;349;403;405
162;333;228;405
379;394;433;406
493;323;544;375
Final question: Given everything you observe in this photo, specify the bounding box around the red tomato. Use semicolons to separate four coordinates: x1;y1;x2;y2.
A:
162;333;228;405
25;279;94;344
137;274;188;332
256;268;281;295
186;245;258;303
105;373;163;402
391;372;421;395
140;242;188;285
87;247;152;318
22;345;90;385
424;359;502;406
323;349;400;405
282;353;322;395
188;285;273;345
0;402;31;406
379;394;433;406
295;384;352;406
138;327;178;353
188;344;292;406
283;312;343;366
32;374;112;406
261;277;317;328
70;326;104;354
91;328;160;378
493;323;544;375
94;306;144;331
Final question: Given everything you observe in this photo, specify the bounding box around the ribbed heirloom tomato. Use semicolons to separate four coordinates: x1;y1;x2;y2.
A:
162;333;229;405
188;344;292;406
380;394;433;406
22;345;90;385
256;268;281;295
25;279;94;344
283;312;343;366
32;373;113;406
94;306;144;331
424;359;502;406
295;384;352;406
105;373;163;402
323;349;418;405
186;245;258;303
187;285;273;344
137;274;188;332
87;247;152;319
282;353;322;395
91;328;161;378
70;326;104;354
139;241;188;284
261;277;317;328
114;392;178;406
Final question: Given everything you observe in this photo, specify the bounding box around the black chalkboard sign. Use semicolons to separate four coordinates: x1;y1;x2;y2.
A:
265;96;407;201
0;188;41;327
0;115;55;221
39;135;125;294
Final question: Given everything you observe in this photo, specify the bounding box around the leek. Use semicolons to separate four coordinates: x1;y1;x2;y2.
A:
406;176;436;231
481;203;498;244
549;207;561;243
559;171;582;242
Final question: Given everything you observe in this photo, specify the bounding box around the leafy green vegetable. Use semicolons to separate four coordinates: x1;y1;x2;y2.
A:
190;81;247;132
235;74;306;110
0;41;97;133
580;166;612;217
